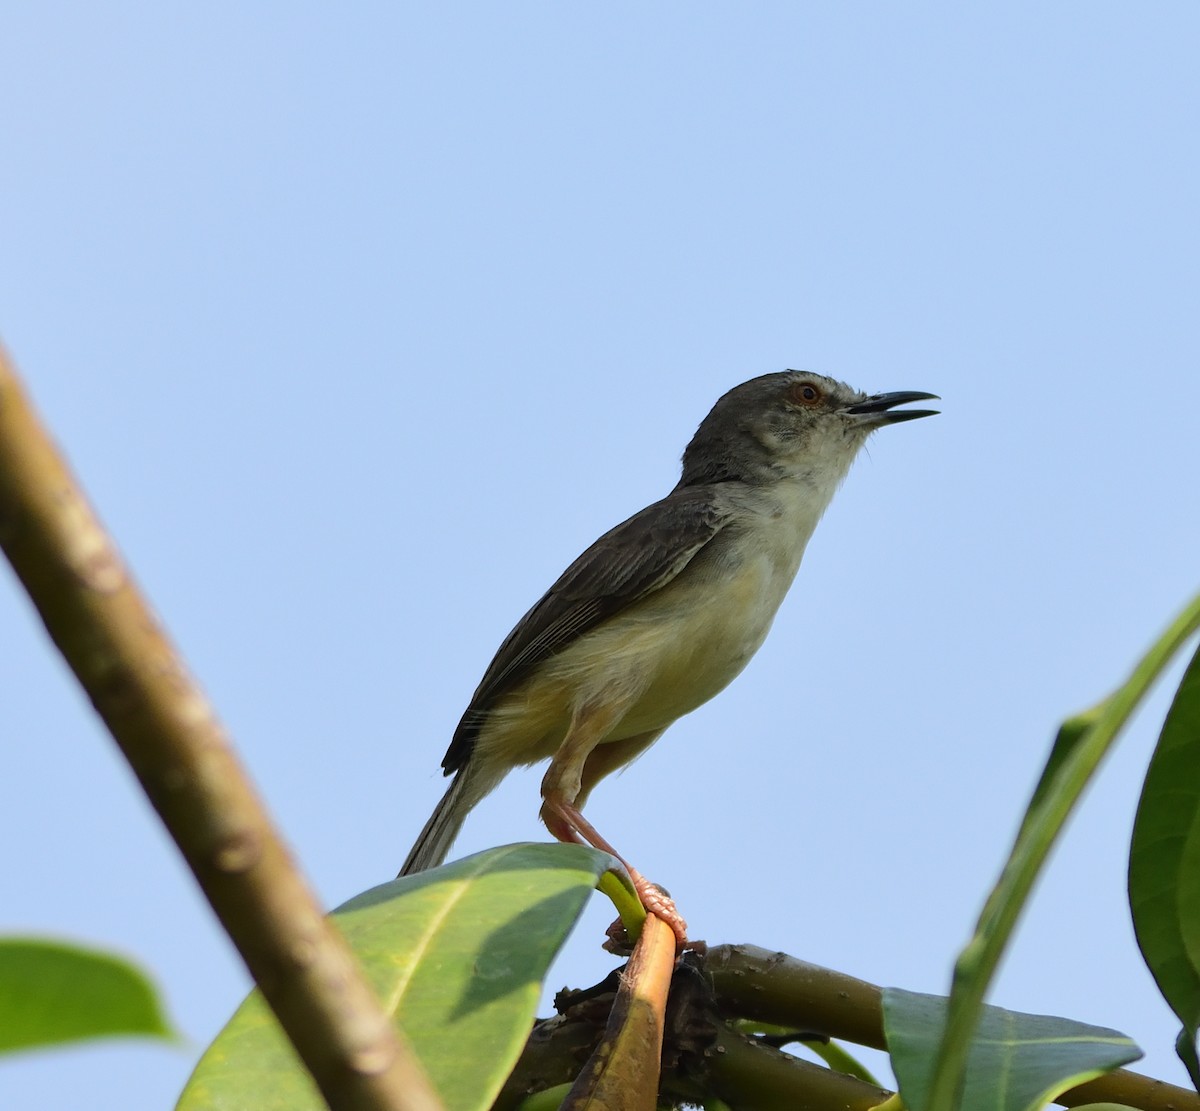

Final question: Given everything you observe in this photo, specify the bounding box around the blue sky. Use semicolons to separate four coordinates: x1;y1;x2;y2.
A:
2;5;1198;1108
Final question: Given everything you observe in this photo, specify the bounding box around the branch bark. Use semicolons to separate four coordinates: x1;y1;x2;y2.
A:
706;944;1200;1111
502;944;1200;1110
562;913;676;1110
706;1024;889;1111
0;346;440;1111
500;948;890;1110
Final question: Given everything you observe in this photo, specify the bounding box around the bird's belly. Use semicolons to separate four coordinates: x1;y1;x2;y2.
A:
549;552;789;738
475;549;795;768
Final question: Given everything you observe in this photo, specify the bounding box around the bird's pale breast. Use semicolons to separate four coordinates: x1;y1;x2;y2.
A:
475;478;827;770
476;542;800;768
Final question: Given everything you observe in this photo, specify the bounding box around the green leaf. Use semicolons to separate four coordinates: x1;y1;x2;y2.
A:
0;937;176;1055
514;1082;574;1111
922;591;1200;1111
1179;1027;1200;1091
178;842;617;1111
1129;640;1200;1090
1016;712;1098;841
883;988;1141;1111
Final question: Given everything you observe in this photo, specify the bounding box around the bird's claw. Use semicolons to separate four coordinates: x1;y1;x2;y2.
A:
629;871;688;952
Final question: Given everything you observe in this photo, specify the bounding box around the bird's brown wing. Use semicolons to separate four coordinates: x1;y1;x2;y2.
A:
442;485;732;773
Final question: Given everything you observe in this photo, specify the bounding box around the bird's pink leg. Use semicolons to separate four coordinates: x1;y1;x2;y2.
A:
540;793;688;950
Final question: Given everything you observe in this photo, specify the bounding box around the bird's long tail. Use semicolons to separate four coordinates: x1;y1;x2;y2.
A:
398;760;499;877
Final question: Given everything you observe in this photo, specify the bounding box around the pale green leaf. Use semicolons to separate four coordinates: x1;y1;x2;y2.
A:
0;937;176;1055
884;988;1140;1111
923;592;1200;1110
178;842;616;1111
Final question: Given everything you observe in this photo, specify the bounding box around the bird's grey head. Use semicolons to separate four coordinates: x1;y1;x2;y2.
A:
677;370;938;489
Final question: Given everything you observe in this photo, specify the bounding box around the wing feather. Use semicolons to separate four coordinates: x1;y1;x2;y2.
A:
441;486;731;772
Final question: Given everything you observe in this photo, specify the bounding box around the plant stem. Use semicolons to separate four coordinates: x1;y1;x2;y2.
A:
0;346;440;1111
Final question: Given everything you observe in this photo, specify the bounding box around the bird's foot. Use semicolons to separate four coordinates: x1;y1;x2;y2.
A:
540;794;691;951
603;916;635;955
627;868;688;951
601;890;696;956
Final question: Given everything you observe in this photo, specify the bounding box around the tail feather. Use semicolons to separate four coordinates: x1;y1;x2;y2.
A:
399;761;499;876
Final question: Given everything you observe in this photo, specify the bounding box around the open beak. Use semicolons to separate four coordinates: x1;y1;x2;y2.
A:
843;390;940;427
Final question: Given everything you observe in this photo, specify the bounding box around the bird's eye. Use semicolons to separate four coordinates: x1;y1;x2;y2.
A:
791;382;823;407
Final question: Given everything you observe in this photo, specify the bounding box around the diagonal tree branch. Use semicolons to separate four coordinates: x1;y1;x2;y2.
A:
0;345;440;1111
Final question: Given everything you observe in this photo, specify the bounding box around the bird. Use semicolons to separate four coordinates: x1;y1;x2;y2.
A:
400;370;937;943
